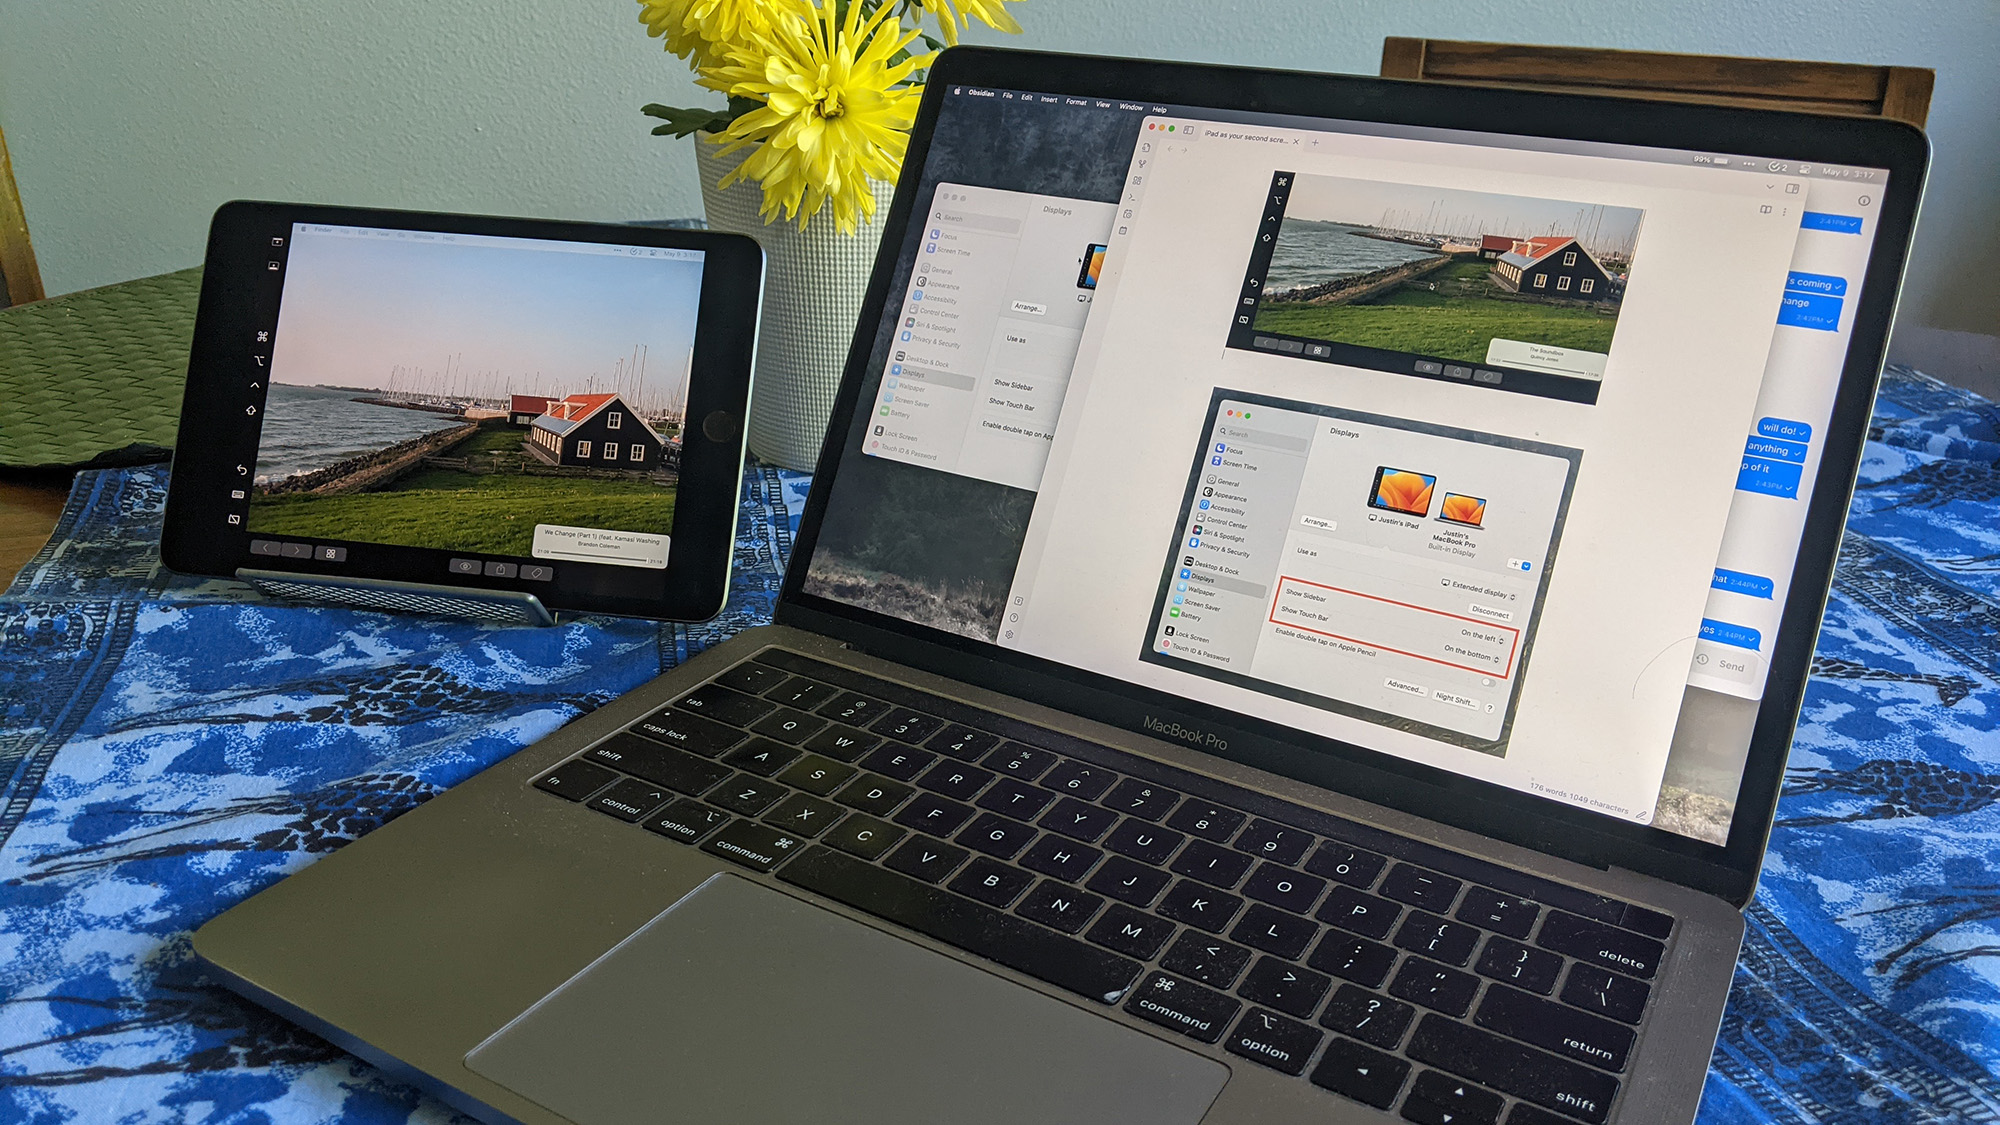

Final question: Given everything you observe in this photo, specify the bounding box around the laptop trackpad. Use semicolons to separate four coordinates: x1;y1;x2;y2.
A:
465;874;1230;1125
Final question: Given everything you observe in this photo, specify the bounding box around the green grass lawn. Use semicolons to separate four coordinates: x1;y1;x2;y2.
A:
451;426;537;456
247;467;675;555
1254;260;1618;365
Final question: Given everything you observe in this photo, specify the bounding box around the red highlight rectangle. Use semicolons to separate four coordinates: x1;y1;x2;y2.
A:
1267;575;1523;678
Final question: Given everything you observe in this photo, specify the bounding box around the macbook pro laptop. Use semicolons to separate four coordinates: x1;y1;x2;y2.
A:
193;48;1927;1125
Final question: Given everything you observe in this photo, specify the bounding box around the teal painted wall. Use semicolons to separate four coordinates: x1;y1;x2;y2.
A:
3;1;1995;343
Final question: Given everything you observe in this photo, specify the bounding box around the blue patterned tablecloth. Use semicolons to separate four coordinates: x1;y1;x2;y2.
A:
3;367;2000;1123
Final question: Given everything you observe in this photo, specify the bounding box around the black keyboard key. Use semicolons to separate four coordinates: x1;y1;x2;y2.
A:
1476;983;1635;1072
764;675;838;710
1404;1070;1504;1125
949;858;1035;908
716;661;786;695
1226;1007;1323;1075
1124;972;1237;1043
1164;801;1245;843
1458;887;1541;939
1038;797;1118;843
1319;984;1415;1049
1621;903;1674;940
1405;1014;1621;1124
1018;835;1101;882
632;709;743;757
892;792;975;836
700;819;807;872
982;741;1057;780
1476;937;1563;995
928;725;999;761
1560;965;1651;1025
1243;863;1327;915
642;799;728;843
1234;819;1314;866
823;813;904;861
1306;842;1389;888
588;777;673;822
776;755;857;796
1318;885;1403;940
1103;778;1180;821
749;706;826;744
709;774;789;816
1381;864;1463;912
535;759;616;800
1237;955;1331;1019
722;738;801;777
833;773;913;817
762;792;842;837
956;812;1039;860
781;846;1141;1004
872;707;945;744
1310;1035;1410;1109
882;834;970;883
1508;1106;1581;1125
1103;819;1184;865
1389;957;1481;1017
675;684;775;727
1157;932;1252;994
1156;879;1243;933
1231;904;1318;960
818;691;888;726
1088;904;1175;960
802;724;880;763
1086;856;1173;907
1039;760;1117;801
1537;911;1665;980
1307;931;1398;989
975;777;1056;820
916;760;995;802
1171;839;1255;889
1395;911;1482;967
860;742;935;782
587;737;731;796
1015;880;1104;934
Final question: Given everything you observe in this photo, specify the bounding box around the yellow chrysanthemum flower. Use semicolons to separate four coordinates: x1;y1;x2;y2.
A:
637;0;709;64
699;2;928;233
920;0;1022;46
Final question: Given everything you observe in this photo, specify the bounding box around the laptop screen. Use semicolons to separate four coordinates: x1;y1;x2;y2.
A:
801;83;1893;848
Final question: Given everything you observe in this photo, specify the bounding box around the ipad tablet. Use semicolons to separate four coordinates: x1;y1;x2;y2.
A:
162;201;763;620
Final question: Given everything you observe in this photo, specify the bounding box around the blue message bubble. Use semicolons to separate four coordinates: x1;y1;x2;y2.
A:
1712;568;1776;598
1701;619;1763;651
1785;271;1847;296
1744;435;1809;463
1758;417;1813;442
1777;291;1842;331
1738;456;1804;498
1801;212;1863;234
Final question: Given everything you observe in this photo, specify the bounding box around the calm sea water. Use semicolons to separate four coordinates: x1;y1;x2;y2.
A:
253;383;463;483
1263;220;1439;295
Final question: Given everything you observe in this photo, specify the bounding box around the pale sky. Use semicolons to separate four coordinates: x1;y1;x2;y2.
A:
1284;174;1644;256
267;224;704;404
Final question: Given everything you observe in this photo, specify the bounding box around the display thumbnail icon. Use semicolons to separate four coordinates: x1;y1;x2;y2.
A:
1367;466;1436;517
1438;492;1487;527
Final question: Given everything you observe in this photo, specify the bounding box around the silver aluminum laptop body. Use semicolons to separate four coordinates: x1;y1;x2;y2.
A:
194;48;1927;1125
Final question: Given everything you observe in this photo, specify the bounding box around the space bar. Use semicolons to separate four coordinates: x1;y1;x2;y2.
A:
779;846;1143;1004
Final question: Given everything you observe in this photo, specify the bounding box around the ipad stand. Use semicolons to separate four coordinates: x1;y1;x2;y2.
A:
237;569;556;626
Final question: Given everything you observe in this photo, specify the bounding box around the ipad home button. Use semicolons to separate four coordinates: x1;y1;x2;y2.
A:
701;410;739;443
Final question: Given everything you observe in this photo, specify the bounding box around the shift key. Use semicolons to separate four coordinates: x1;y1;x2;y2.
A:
1406;1014;1620;1124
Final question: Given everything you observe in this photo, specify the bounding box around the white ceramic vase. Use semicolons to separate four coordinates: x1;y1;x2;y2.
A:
696;135;894;471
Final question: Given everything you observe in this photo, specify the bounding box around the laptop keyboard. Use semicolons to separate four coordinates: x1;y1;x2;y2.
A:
534;649;1673;1124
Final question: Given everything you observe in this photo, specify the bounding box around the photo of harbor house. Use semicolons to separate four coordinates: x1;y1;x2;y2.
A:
1488;235;1617;301
523;392;669;468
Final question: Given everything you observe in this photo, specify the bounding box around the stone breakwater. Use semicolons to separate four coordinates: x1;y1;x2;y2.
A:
1266;254;1453;306
258;423;477;496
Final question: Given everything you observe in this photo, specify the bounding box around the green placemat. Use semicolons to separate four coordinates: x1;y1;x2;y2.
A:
0;266;201;469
